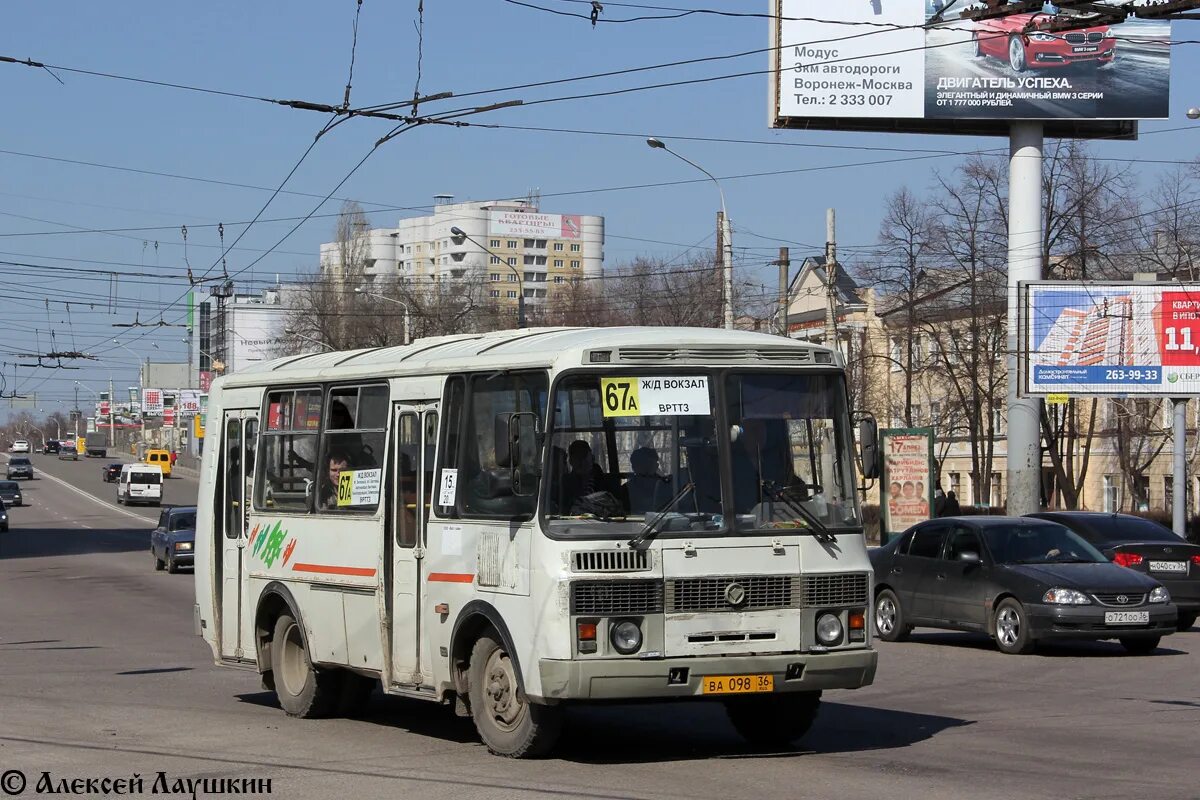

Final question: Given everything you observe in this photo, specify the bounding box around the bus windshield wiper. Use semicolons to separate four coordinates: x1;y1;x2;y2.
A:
628;482;694;550
761;482;837;544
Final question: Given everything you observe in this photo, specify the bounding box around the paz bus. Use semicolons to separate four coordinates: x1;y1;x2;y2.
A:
194;326;879;757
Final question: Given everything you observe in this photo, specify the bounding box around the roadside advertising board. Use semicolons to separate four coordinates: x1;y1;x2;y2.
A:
879;428;935;544
1023;281;1200;396
770;0;1169;138
488;210;582;240
178;390;201;415
142;388;164;416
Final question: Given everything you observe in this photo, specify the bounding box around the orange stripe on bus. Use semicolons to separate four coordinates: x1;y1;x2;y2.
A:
428;572;474;583
291;563;377;578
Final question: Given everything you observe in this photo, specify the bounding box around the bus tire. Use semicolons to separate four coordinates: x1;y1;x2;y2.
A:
725;690;821;748
468;631;562;758
271;613;340;718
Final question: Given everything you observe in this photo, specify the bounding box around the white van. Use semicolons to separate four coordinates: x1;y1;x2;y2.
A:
117;463;163;507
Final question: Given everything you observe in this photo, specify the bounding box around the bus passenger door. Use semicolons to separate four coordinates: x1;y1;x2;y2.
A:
219;411;258;661
390;404;437;685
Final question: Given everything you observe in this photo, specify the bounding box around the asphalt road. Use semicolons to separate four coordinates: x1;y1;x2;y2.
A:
2;453;1199;799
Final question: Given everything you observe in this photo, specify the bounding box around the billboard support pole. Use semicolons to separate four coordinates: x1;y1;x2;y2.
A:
1173;398;1187;536
1007;121;1044;515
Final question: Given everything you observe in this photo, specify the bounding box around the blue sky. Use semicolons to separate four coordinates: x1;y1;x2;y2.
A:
2;1;1200;416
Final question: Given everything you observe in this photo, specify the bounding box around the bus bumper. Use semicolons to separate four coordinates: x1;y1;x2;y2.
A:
534;648;876;701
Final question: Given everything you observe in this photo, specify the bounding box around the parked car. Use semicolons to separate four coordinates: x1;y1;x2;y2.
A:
116;463;162;506
971;13;1115;72
102;463;123;482
1029;512;1200;631
870;516;1177;655
43;440;60;454
6;457;33;480
0;497;8;532
151;506;196;573
0;480;23;507
11;440;30;454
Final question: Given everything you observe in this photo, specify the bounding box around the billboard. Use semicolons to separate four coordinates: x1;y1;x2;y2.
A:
1022;281;1200;396
879;428;935;543
771;0;1169;137
488;211;582;240
142;388;164;416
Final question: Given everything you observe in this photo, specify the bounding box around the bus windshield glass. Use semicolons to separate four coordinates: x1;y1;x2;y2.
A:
545;373;722;536
725;372;860;532
543;370;860;537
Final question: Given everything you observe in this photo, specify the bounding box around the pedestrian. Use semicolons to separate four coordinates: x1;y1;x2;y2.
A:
934;483;947;517
945;490;961;516
170;449;178;466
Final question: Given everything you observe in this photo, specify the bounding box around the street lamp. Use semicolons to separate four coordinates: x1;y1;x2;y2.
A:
449;225;526;328
354;287;412;344
112;339;146;445
646;137;734;330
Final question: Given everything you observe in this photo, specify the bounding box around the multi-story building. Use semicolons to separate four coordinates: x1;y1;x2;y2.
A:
319;195;604;313
192;286;292;387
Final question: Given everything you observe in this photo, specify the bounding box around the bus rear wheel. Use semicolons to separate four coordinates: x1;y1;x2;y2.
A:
467;631;562;758
725;690;822;748
271;613;340;718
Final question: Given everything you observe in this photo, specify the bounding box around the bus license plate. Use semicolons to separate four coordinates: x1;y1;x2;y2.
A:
1105;611;1149;625
700;674;773;695
1149;561;1187;573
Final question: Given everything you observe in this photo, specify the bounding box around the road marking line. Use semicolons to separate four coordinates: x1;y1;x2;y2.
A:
33;468;154;524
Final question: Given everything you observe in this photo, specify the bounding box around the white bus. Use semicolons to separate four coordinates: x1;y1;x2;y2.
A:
194;327;879;757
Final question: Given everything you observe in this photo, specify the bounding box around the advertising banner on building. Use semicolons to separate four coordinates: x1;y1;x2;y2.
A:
142;388;164;416
199;371;214;393
488;211;582;240
774;0;1170;128
879;428;935;544
1023;281;1200;396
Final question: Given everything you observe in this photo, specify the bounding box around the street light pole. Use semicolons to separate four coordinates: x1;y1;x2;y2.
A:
113;340;146;446
450;226;525;328
354;287;412;344
647;137;735;330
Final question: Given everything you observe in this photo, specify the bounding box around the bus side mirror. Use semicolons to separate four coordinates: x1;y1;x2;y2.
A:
495;412;542;497
859;417;879;480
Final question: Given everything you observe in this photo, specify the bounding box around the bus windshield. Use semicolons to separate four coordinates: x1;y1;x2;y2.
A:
543;370;860;537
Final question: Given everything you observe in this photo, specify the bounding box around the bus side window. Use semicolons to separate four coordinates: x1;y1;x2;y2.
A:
256;388;321;513
396;412;419;547
423;411;438;525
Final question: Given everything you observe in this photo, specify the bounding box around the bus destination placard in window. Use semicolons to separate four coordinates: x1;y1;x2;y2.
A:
600;376;710;418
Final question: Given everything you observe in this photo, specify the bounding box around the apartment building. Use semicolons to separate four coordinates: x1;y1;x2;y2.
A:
319;195;604;311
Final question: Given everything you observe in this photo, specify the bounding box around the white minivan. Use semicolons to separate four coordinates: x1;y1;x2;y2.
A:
117;463;163;507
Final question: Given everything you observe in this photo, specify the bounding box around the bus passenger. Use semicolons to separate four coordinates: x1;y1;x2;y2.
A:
624;447;669;514
321;449;352;509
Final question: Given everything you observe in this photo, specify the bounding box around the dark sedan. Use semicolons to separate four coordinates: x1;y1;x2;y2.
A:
0;480;23;507
870;517;1177;655
1029;512;1200;632
102;463;123;482
43;440;60;455
151;506;196;573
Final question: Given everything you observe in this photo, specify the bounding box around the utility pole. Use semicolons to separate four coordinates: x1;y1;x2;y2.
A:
824;209;838;350
108;376;115;451
1006;122;1044;517
776;247;790;337
717;211;735;330
1173;398;1187;536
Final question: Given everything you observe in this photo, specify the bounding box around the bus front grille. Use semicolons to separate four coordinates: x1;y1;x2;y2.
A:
801;573;870;608
572;549;651;573
666;575;800;612
570;580;664;615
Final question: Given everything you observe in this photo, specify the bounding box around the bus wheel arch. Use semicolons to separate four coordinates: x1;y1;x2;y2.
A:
450;602;526;708
254;582;304;689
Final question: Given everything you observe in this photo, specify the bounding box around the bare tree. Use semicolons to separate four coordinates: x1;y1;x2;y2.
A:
860;188;937;427
1113;398;1169;511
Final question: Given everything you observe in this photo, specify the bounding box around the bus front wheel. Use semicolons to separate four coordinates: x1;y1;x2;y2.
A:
724;690;821;748
271;613;340;718
467;631;562;758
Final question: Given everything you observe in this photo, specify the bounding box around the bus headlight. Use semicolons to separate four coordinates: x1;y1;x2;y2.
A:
610;619;643;655
816;613;844;646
